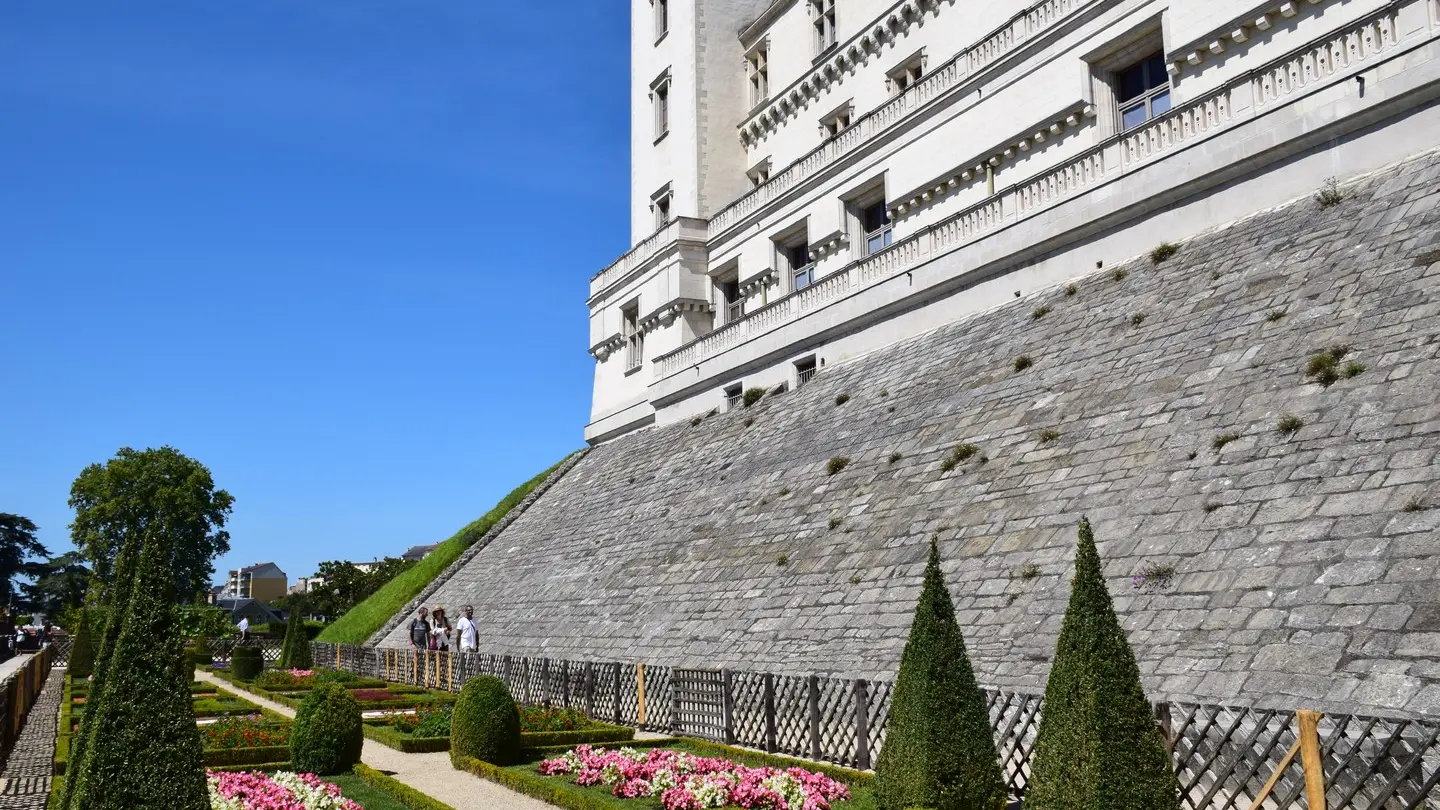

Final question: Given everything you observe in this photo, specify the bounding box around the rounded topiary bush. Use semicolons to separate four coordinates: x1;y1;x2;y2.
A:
231;645;263;681
190;637;213;665
290;682;363;775
450;675;521;766
180;648;197;684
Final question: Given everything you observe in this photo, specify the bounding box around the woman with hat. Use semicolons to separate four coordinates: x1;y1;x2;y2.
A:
428;605;452;651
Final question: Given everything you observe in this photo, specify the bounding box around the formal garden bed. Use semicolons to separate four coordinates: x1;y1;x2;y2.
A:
361;701;636;754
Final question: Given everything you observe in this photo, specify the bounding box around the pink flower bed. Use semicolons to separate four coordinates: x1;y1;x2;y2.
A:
538;746;851;810
206;770;361;810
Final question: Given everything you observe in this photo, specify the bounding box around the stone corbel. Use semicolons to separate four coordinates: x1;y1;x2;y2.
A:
589;333;624;362
807;229;849;260
640;298;713;333
740;267;778;296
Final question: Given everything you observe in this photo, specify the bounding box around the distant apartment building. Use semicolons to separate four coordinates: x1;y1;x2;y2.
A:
224;562;288;603
401;544;439;562
586;0;1440;442
289;576;326;595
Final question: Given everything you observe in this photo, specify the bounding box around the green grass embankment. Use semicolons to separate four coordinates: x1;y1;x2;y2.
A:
317;453;578;645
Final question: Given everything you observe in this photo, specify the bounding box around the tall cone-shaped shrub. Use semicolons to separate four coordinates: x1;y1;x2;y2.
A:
279;607;313;670
65;530;209;810
874;538;1006;810
1025;518;1180;810
62;533;142;810
67;608;96;679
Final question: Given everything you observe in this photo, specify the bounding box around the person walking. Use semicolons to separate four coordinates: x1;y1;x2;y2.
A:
429;606;452;651
455;605;478;653
236;616;250;644
408;607;431;650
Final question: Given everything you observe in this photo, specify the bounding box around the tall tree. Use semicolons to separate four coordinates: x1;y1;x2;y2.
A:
0;513;49;607
65;530;209;810
308;557;413;618
69;446;234;599
21;551;90;621
874;538;1006;810
1024;518;1180;810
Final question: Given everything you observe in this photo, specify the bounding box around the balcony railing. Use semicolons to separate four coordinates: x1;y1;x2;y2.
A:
709;0;1091;241
654;0;1426;382
590;219;682;296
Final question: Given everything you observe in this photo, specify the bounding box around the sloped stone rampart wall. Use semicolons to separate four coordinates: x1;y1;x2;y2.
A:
382;150;1440;718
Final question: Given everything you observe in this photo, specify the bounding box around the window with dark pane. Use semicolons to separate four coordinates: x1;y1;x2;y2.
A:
1117;53;1171;131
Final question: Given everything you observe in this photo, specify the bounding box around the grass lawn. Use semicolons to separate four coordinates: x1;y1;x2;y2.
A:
317;454;573;645
326;773;413;810
503;740;877;810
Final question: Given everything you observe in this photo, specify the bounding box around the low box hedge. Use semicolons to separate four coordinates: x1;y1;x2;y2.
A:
457;755;623;810
519;722;635;748
53;732;70;775
353;763;458;810
207;761;292;773
362;722;452;754
518;738;672;760
202;745;293;767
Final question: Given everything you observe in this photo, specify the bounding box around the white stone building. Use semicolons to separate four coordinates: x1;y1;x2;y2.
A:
586;0;1440;443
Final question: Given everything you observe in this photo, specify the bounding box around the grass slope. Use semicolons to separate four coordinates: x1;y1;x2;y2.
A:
317;454;576;645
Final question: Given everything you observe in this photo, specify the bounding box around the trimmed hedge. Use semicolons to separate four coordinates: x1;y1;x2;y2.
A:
231;645;264;681
202;746;293;767
874;538;1005;810
354;763;459;810
317;454;576;644
291;682;364;775
190;636;213;665
519;723;636;748
1025;518;1181;810
68;610;96;680
278;609;313;670
458;756;623;810
450;675;521;766
362;723;453;754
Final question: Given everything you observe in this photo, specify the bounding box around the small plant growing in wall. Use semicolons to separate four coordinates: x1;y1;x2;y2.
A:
1343;361;1367;379
1202;501;1223;514
1150;242;1180;264
1316;177;1345;208
1032;305;1052;320
1403;495;1430;513
1064;283;1078;296
1276;414;1305;436
828;517;843;531
835;393;850;406
1212;432;1241;450
889;451;903;464
849;573;862;585
879;388;890;397
1129;312;1146;327
940;444;980;472
1013;355;1034;372
826;456;851;476
1131;562;1178;591
1038;429;1062;444
742;387;766;408
744;417;754;428
1018;563;1041;582
1305;345;1353;387
690;416;703;427
779;487;791;496
1266;308;1288;323
1111;267;1129;282
775;553;790;566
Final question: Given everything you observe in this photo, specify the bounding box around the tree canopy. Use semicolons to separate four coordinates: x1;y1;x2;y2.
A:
22;551;90;625
303;558;414;619
68;446;234;599
0;513;50;607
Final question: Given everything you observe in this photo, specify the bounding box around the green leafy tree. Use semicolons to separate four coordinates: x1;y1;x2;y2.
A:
21;551;89;620
1025;518;1180;810
65;529;209;810
175;604;236;638
307;558;414;619
874;538;1006;810
68;446;234;599
0;513;49;606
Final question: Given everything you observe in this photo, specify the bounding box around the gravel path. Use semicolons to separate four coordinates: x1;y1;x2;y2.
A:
195;671;555;810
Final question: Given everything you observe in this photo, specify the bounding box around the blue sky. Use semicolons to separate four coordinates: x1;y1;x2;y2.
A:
0;2;630;588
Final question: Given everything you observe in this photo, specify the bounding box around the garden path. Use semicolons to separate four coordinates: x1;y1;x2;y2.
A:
194;671;555;810
0;669;64;810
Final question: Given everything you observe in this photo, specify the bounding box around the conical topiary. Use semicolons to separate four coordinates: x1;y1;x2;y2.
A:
874;538;1006;810
1024;518;1180;810
67;608;96;679
63;533;142;810
279;607;313;670
290;682;363;774
65;530;209;810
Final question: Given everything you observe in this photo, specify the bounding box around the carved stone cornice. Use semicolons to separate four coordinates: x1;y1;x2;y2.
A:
640;298;714;333
1167;0;1330;76
589;333;624;362
740;267;778;295
808;230;850;260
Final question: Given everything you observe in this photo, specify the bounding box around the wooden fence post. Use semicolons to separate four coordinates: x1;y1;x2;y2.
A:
584;663;597;718
763;673;778;754
808;675;822;761
671;670;683;735
542;658;552;706
562;660;571;708
853;679;872;770
613;662;623;724
721;669;736;745
1297;710;1327;810
1155;701;1174;758
637;664;648;727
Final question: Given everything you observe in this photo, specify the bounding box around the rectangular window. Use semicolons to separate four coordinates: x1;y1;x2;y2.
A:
720;278;743;323
795;357;817;387
1117;53;1171;130
787;243;814;290
747;46;769;108
887;52;926;95
654;194;671;230
623;304;643;372
747;159;772;189
811;0;837;55
820;105;852;138
654;0;668;40
862;201;893;255
724;383;743;410
653;77;670;140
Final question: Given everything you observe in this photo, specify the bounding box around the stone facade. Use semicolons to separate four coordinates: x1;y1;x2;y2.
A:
384;148;1440;719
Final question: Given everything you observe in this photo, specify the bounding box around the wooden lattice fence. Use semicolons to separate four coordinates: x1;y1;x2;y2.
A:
314;643;1438;808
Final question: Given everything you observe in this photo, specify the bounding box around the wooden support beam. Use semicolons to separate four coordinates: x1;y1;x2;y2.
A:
636;664;648;727
1297;710;1327;810
1247;738;1302;810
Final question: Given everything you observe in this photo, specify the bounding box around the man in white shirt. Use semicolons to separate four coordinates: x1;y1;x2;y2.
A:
237;616;249;644
455;605;478;653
